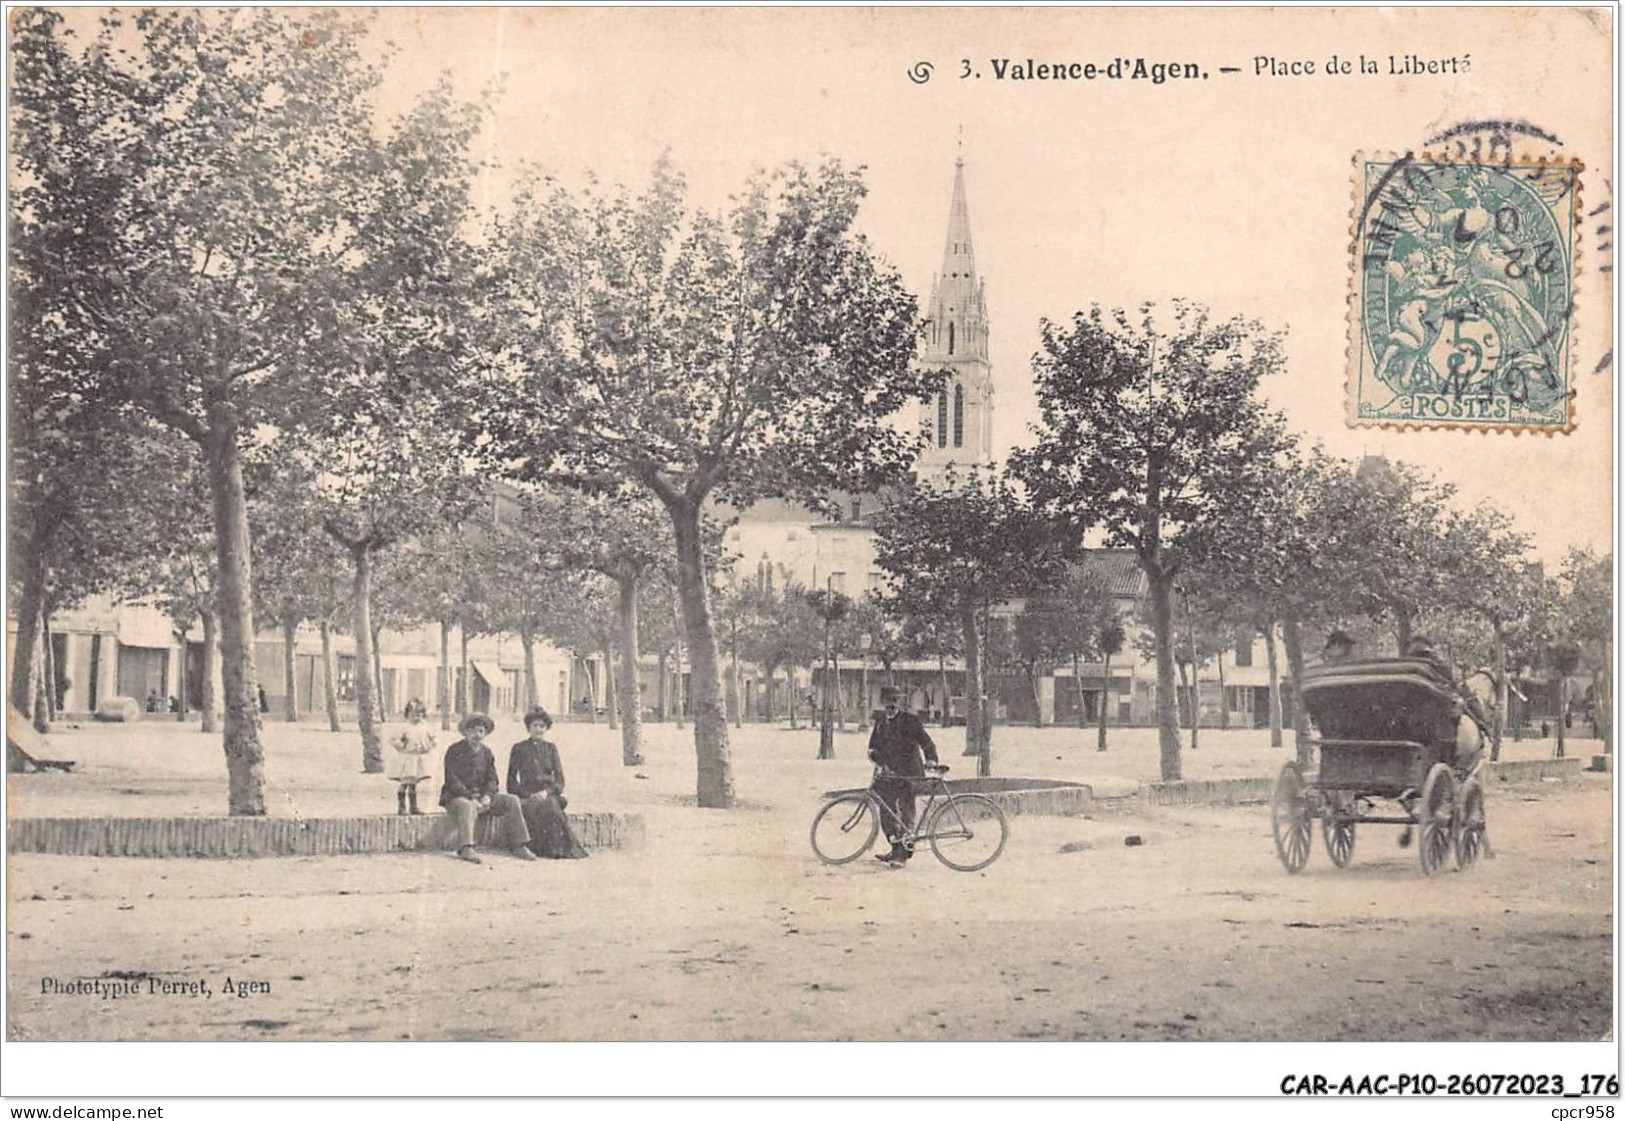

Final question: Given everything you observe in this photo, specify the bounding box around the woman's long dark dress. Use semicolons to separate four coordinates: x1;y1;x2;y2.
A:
505;738;588;858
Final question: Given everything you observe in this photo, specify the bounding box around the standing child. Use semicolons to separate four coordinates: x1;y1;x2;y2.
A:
389;699;436;815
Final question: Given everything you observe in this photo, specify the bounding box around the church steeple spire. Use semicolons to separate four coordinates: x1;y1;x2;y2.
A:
918;150;994;480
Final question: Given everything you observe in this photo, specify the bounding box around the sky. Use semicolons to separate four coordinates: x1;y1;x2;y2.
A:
73;6;1616;563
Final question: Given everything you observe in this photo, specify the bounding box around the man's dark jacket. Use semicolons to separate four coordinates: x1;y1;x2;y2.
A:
867;711;940;776
439;739;500;807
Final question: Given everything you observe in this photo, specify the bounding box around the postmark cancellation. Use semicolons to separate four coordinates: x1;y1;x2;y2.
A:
1349;152;1582;432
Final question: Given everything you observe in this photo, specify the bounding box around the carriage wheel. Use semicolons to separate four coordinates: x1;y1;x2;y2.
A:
1417;763;1457;876
1322;810;1357;869
1455;778;1486;872
1271;763;1314;874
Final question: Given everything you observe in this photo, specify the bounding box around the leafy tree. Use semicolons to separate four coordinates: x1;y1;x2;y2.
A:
1557;547;1612;750
1015;302;1290;780
872;471;1060;776
552;487;679;763
9;11;156;727
733;581;822;726
488;158;932;808
1015;566;1116;730
802;586;854;758
20;9;403;812
109;438;224;731
1096;618;1127;751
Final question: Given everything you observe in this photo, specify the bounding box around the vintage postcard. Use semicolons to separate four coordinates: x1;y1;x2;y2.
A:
3;5;1615;1106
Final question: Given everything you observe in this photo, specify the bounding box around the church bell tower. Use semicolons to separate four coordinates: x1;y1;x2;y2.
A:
918;154;995;483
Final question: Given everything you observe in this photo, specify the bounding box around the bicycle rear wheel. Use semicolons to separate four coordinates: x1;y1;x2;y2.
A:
927;793;1008;871
810;794;880;864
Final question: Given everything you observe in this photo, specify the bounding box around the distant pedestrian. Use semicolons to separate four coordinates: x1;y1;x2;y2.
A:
440;713;534;863
506;708;588;859
389;699;436;815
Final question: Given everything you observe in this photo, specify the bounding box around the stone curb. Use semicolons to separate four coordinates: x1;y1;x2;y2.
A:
1139;757;1588;809
1142;777;1274;806
6;811;645;859
1483;756;1586;784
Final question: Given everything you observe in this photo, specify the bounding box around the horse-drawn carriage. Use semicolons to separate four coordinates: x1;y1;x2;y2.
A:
1271;659;1487;876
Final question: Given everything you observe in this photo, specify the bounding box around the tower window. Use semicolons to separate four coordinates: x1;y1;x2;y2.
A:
953;384;965;448
937;392;948;448
948;321;955;355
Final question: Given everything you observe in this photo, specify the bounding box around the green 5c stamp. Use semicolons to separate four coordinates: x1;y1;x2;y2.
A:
1350;154;1581;431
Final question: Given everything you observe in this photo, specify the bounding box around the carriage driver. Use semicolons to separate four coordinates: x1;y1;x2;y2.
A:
1398;635;1489;848
867;685;942;867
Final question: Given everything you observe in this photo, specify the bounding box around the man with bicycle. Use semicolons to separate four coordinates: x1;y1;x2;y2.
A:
868;685;942;867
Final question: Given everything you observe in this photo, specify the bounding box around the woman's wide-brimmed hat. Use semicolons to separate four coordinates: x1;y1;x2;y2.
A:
459;713;495;735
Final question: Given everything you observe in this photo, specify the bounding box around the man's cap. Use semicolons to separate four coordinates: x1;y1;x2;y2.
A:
1324;629;1354;648
879;685;901;702
459;713;496;734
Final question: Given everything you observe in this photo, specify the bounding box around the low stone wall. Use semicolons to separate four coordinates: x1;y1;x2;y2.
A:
1484;756;1585;784
1142;777;1274;806
7;811;644;859
821;777;1094;817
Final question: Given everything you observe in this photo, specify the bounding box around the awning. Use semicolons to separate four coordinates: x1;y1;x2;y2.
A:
471;661;509;686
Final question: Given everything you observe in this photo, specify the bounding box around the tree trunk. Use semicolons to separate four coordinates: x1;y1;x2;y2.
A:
1490;628;1508;761
1216;651;1229;731
371;620;386;724
1147;571;1182;782
763;666;778;724
1097;652;1111;751
785;667;796;729
1265;621;1284;748
320;619;341;732
833;657;844;731
1175;658;1190;729
939;652;952;728
175;627;189;721
581;655;599;724
1073;654;1087;730
10;547;46;717
961;605;990;777
351;547;383;773
202;422;265;815
859;660;869;729
1029;671;1043;728
671;596;686;730
604;635;618;730
40;604;57;722
616;578;644;765
1281;613;1313;769
31;602;49;733
1394;609;1414;653
281;613;300;723
1555;675;1568;758
520;623;538;714
199;608;219;734
458;625;470;718
10;542;46;714
657;649;670;722
668;498;734;808
1183;586;1199;752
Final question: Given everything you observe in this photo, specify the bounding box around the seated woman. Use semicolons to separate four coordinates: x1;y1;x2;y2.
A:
507;709;589;859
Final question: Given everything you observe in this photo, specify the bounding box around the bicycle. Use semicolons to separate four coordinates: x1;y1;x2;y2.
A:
809;763;1009;871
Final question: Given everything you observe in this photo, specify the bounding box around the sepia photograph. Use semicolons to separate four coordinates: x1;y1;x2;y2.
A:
2;2;1616;1105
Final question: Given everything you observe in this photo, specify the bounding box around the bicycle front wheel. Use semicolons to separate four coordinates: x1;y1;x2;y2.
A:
810;794;881;865
927;793;1008;871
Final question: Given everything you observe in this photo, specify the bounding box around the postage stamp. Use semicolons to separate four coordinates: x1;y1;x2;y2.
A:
1349;153;1582;432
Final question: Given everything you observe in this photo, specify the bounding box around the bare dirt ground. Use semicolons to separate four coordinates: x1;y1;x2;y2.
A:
4;718;1612;1042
